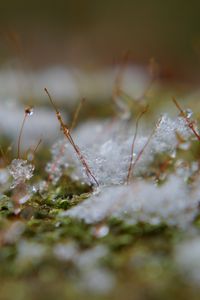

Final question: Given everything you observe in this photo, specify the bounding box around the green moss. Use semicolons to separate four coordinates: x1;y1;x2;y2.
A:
0;194;14;216
0;155;198;300
1;91;200;300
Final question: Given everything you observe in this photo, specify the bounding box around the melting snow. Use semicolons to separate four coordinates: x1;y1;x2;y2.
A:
61;175;200;228
47;113;192;186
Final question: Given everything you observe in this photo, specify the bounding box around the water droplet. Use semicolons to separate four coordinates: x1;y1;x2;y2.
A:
185;109;193;118
19;193;31;204
92;224;109;238
25;106;34;116
170;150;176;158
31;185;37;193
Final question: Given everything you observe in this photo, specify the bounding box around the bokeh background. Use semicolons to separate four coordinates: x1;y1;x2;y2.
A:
2;4;200;300
1;0;200;81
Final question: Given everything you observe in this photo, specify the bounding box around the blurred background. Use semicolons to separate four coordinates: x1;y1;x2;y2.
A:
1;0;200;150
1;0;200;81
1;3;200;300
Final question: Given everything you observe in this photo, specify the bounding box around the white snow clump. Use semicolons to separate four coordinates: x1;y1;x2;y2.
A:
8;159;35;189
47;113;193;186
61;175;200;228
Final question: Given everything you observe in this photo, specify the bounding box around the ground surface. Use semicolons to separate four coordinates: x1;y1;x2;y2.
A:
1;79;200;300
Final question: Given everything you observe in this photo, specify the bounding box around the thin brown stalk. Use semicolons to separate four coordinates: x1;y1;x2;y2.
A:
25;138;42;163
70;98;86;131
44;88;99;186
126;106;148;184
17;113;27;159
131;117;162;176
47;98;85;183
172;97;200;141
32;139;42;156
17;106;33;159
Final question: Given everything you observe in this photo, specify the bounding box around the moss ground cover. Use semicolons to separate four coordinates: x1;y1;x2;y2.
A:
1;79;200;300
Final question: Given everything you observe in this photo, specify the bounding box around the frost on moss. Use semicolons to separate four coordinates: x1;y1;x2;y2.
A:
47;113;193;186
62;175;200;228
8;159;35;189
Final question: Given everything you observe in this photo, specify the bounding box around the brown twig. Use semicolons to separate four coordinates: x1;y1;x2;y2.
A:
44;88;99;186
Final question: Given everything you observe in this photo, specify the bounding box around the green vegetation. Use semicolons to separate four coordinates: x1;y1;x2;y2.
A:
1;87;200;300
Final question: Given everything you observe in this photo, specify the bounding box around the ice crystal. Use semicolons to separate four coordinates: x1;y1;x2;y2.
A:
8;159;35;189
62;175;200;227
48;113;193;186
45;140;70;184
153;114;192;154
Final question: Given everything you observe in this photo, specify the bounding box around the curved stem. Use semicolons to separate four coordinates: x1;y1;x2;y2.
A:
17;113;27;159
